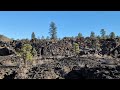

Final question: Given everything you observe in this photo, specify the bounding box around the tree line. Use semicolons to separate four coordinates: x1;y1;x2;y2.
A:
31;22;118;41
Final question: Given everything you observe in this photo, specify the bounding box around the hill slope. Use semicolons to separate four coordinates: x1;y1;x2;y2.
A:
0;35;12;42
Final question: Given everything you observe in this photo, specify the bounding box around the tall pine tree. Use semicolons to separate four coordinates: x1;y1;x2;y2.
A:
49;22;57;40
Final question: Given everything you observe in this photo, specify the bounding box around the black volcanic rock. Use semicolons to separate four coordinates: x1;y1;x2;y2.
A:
0;47;15;56
64;64;120;79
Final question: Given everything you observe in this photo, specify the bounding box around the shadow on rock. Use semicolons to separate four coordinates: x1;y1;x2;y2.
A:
3;71;17;79
64;65;120;79
64;67;92;79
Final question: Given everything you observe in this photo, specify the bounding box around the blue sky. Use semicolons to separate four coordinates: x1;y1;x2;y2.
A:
0;11;120;40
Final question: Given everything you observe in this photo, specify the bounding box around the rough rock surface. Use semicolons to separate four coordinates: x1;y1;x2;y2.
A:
24;56;120;79
1;55;120;79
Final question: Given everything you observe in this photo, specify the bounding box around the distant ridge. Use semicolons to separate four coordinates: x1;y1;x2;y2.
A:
0;34;12;42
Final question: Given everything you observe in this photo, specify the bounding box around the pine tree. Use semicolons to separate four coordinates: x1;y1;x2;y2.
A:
41;36;44;40
46;36;50;40
73;43;80;55
116;36;119;38
96;35;101;39
78;33;82;38
31;32;36;40
109;32;115;39
100;29;106;39
90;31;95;38
49;22;57;40
19;44;33;67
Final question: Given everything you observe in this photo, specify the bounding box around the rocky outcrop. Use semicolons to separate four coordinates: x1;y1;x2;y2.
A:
64;65;120;79
0;47;15;56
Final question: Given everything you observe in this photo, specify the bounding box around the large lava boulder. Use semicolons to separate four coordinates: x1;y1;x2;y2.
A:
0;47;15;56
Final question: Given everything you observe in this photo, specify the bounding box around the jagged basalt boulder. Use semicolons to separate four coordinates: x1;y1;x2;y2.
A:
0;47;15;56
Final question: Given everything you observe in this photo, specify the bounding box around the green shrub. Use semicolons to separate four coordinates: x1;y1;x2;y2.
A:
73;43;80;54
